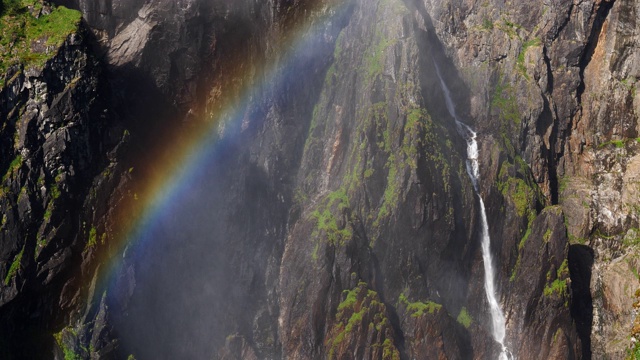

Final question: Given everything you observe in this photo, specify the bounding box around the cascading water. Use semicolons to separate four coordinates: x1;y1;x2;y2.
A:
434;62;514;360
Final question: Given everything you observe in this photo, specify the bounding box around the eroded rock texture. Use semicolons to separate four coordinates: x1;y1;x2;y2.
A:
1;0;640;359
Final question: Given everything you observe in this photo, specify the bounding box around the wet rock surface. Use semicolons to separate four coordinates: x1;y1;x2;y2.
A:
1;0;640;358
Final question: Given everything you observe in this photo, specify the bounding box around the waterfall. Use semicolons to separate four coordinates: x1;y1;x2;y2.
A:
434;62;514;360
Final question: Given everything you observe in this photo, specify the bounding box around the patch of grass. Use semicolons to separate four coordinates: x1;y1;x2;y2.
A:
310;187;352;259
510;222;534;282
53;329;81;360
4;245;24;285
517;38;541;79
482;18;493;30
2;154;22;183
86;226;97;248
599;138;628;149
543;259;569;297
328;281;399;360
492;79;520;125
457;307;473;329
623;228;640;247
0;1;81;77
50;183;60;199
364;29;396;82
43;207;52;220
398;293;442;317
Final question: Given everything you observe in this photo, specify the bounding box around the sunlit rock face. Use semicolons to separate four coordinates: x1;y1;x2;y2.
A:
1;0;640;358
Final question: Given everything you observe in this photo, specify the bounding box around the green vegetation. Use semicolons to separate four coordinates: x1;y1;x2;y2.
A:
497;159;537;219
517;38;541;79
482;18;494;30
311;188;352;245
86;226;97;248
599;138;632;149
398;293;442;317
623;228;640;247
456;307;473;329
364;29;396;82
43;207;52;220
0;0;81;81
492;79;520;126
496;17;521;39
328;282;400;360
4;245;23;285
310;188;353;259
53;330;80;360
628;289;640;359
2;154;22;183
543;259;569;297
50;183;61;199
510;222;534;282
552;328;564;344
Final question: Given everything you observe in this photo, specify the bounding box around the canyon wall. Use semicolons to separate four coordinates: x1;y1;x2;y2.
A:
0;0;639;359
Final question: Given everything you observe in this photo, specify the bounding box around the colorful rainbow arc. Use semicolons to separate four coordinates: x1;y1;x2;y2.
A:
85;0;351;306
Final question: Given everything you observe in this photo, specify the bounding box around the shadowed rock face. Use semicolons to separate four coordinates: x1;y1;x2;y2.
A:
1;0;640;358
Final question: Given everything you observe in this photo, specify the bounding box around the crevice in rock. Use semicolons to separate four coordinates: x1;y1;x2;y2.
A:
551;3;575;42
576;0;615;107
568;244;594;360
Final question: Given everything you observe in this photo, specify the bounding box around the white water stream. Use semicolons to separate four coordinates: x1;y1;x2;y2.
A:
434;63;514;360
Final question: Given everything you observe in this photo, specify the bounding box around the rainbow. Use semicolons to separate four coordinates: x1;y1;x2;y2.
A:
88;0;352;306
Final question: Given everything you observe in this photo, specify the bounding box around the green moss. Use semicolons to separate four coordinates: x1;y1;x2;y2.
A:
0;1;81;77
86;226;97;248
517;38;541;79
398;293;442;317
311;188;352;247
623;228;640;247
4;245;23;285
498;176;533;217
482;18;494;30
2;154;22;183
510;224;533;282
497;17;521;39
382;338;400;360
50;183;60;199
491;79;520;126
338;285;360;312
53;329;81;360
456;307;473;329
599;138;630;149
328;282;399;359
543;259;569;297
364;29;396;82
543;228;552;242
43;207;52;220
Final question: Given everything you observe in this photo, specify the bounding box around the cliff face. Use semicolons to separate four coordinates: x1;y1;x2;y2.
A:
415;0;640;358
1;0;639;359
0;16;125;357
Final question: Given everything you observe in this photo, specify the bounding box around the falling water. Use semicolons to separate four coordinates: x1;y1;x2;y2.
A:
434;62;513;360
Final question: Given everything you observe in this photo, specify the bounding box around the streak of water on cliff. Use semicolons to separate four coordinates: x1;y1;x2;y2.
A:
434;61;514;360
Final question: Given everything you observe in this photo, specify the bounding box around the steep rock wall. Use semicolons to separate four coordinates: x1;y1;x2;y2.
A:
1;0;639;359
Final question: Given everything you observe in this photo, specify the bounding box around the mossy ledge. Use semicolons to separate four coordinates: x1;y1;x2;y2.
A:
0;0;82;86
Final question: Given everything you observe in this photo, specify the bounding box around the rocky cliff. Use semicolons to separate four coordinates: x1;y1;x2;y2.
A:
1;0;639;359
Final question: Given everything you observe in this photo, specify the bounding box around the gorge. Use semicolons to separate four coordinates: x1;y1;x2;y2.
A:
0;0;639;359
